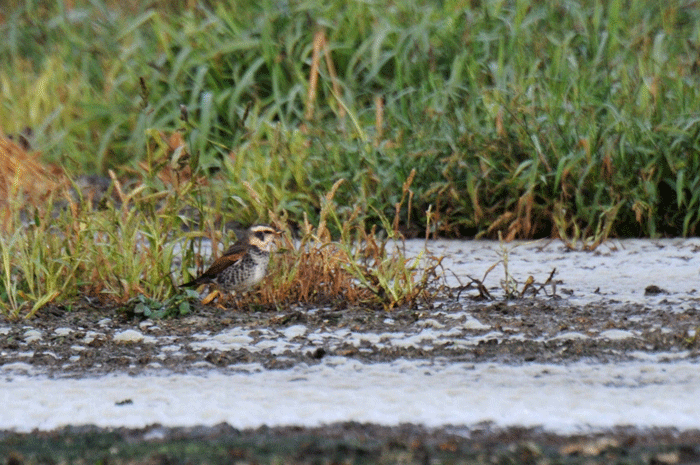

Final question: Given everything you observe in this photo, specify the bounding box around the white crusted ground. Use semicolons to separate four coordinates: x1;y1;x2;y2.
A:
1;238;699;433
2;357;700;433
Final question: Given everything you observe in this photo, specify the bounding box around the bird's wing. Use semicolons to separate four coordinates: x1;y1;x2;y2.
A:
222;240;248;256
180;243;246;287
199;247;246;278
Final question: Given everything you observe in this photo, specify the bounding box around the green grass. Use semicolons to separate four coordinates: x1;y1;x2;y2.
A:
1;0;700;316
2;0;699;238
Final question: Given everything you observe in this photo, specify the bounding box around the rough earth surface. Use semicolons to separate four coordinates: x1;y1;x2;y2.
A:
1;296;699;375
2;294;700;464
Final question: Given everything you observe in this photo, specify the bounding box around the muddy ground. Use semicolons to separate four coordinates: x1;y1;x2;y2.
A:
2;422;700;465
1;296;699;375
2;295;700;464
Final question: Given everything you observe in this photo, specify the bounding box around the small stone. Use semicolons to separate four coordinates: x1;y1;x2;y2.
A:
54;327;73;337
23;329;42;343
113;329;146;343
644;285;667;295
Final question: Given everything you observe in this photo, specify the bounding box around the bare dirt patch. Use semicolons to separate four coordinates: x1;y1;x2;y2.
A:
2;295;700;464
2;422;700;464
1;296;699;376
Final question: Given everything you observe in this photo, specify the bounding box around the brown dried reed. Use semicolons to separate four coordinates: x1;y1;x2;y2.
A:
0;134;66;231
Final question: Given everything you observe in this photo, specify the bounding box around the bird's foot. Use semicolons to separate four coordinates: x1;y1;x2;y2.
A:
201;289;221;306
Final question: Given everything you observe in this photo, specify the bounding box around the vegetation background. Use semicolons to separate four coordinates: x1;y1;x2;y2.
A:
1;0;699;316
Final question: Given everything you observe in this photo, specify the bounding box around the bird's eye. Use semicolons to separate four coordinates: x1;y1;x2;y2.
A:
254;231;265;240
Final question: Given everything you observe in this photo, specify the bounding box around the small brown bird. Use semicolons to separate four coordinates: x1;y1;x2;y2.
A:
181;224;280;292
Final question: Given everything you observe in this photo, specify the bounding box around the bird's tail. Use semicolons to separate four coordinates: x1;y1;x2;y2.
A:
180;278;202;288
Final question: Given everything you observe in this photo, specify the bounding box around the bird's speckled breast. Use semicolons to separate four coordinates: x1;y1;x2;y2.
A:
216;249;270;292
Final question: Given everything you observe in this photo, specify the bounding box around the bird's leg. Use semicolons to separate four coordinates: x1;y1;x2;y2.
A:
201;289;221;306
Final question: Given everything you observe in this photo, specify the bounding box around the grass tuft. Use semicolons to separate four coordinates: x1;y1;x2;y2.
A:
2;1;700;316
211;179;444;311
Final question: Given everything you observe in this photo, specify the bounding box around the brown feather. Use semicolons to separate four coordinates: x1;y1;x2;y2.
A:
180;245;247;287
180;224;280;289
202;250;246;277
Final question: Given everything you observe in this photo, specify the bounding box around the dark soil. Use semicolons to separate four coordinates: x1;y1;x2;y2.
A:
2;295;700;464
1;296;698;376
2;422;700;465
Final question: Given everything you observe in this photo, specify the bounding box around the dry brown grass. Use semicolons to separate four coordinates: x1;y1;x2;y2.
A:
0;134;67;231
232;179;444;311
0;127;442;316
251;226;376;308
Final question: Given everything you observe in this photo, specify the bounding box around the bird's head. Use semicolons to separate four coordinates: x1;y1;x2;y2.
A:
247;224;281;252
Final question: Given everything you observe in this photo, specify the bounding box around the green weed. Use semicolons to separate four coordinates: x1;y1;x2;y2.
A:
2;1;700;239
2;0;700;317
